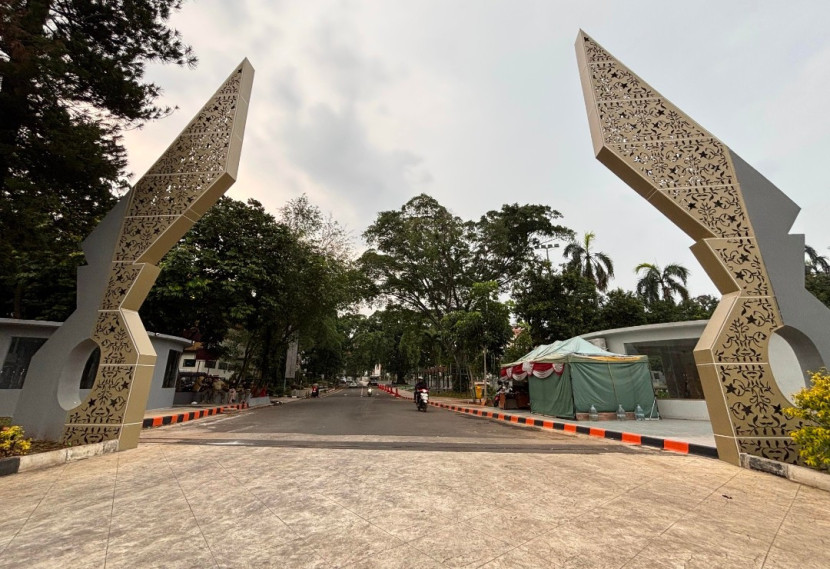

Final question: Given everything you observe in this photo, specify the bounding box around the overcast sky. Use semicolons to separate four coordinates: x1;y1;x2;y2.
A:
122;0;830;298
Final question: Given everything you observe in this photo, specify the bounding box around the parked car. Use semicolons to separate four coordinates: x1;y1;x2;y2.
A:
368;378;379;386
348;381;358;388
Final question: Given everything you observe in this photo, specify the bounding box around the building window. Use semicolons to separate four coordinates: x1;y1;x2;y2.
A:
162;350;181;389
79;347;101;390
625;339;704;399
182;359;196;368
205;360;216;369
0;337;47;389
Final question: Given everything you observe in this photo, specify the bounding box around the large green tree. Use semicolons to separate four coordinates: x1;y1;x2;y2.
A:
597;289;647;331
511;266;601;345
1;0;195;319
361;194;571;389
141;197;362;386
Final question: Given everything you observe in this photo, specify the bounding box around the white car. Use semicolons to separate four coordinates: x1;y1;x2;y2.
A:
348;381;358;388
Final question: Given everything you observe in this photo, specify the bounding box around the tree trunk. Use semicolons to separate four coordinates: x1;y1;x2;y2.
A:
238;336;256;384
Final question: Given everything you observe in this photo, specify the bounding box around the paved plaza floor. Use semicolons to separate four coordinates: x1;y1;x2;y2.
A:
1;398;828;568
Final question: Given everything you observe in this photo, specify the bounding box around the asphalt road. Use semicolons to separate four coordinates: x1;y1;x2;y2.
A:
142;387;647;455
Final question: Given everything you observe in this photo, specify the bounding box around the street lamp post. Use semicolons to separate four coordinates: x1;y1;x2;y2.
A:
535;243;560;261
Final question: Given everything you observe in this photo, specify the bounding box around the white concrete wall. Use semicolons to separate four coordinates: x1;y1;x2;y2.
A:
656;399;710;421
582;320;708;355
583;319;812;419
0;319;189;417
145;334;190;411
0;320;60;417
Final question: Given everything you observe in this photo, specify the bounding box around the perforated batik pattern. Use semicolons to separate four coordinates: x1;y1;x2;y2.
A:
577;32;798;465
61;62;253;447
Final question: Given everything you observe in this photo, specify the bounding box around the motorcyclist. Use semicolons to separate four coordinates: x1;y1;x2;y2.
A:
414;378;428;405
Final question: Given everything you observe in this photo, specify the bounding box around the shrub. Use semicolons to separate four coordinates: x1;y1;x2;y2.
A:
0;425;32;457
785;369;830;470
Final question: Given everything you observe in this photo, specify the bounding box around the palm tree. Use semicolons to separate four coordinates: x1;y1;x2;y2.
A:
563;231;615;291
635;263;690;305
805;245;830;275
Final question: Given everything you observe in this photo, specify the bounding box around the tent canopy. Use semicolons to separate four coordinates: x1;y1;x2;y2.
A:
501;336;654;419
503;337;645;367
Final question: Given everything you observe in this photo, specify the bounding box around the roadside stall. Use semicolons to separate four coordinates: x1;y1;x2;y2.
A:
500;337;656;419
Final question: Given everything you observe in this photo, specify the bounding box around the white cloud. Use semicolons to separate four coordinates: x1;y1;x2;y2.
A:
122;0;830;299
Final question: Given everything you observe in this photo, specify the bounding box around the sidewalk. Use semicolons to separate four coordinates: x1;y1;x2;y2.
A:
380;384;717;458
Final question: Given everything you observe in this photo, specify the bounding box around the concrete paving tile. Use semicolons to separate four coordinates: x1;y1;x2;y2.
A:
662;514;774;559
198;505;298;545
0;550;106;569
786;485;830;519
105;525;217;569
215;534;329;569
324;492;404;517
365;506;456;542
762;540;829;569
771;506;830;544
622;533;766;569
0;526;108;569
0;518;26;552
277;499;370;535
0;492;47;521
682;498;790;542
5;499;111;547
342;543;445;568
422;493;495;523
464;506;560;543
518;524;649;569
587;497;684;535
476;546;562;569
204;523;306;568
183;488;274;523
522;494;586;522
303;520;404;567
408;523;509;568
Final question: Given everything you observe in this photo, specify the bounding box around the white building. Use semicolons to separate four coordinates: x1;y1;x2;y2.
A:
582;320;806;421
0;318;190;417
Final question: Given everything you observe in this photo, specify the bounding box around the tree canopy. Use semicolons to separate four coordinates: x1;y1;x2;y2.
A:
360;194;570;388
1;0;195;319
141;196;363;387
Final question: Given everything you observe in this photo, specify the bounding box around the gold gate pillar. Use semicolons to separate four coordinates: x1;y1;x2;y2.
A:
575;32;829;466
15;60;254;450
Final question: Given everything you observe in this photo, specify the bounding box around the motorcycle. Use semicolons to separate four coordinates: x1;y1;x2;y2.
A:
493;381;511;408
367;387;373;397
416;388;429;412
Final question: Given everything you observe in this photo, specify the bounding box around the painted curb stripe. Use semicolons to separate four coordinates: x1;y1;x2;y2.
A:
428;401;716;459
142;403;249;429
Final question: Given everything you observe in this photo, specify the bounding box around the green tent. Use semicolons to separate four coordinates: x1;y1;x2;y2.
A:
501;337;656;419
